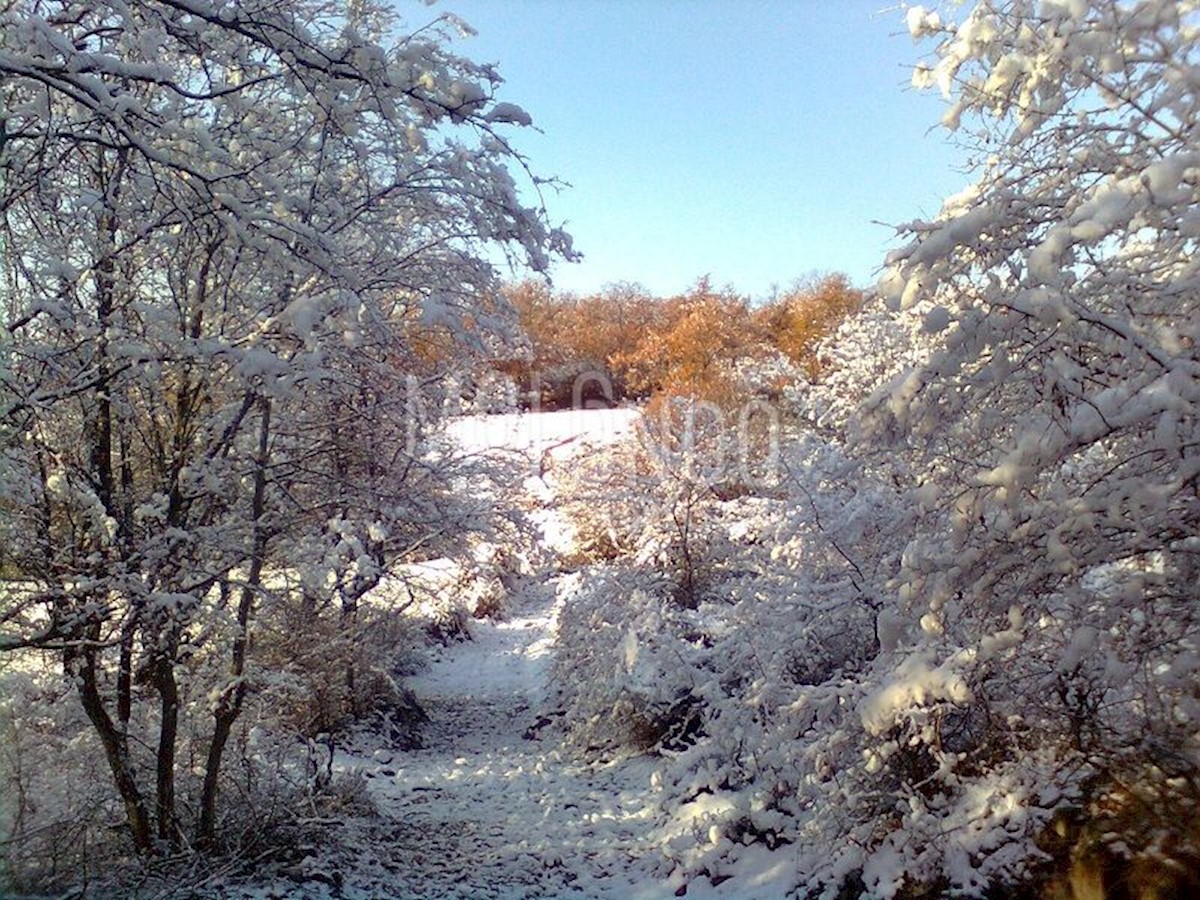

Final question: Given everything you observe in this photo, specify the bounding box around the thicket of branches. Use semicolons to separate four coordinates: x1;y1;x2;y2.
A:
0;0;566;881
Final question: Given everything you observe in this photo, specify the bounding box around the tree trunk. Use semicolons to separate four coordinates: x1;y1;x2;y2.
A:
197;397;271;847
117;618;135;726
153;654;181;845
88;146;127;522
341;595;358;716
69;642;154;853
69;147;154;853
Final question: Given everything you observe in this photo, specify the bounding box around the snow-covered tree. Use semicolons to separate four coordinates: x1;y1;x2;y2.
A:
835;0;1200;889
887;0;1198;742
0;0;569;853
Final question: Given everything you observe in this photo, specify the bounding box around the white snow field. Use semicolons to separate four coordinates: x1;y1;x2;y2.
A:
294;409;790;899
445;408;639;458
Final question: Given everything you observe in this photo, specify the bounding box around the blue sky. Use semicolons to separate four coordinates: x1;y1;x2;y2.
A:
430;1;970;298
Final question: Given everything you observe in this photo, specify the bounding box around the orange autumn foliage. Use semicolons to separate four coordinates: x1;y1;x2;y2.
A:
496;272;863;409
754;273;864;378
612;279;755;409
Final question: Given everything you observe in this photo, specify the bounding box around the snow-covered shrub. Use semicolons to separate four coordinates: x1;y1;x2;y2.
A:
0;626;349;893
630;440;919;891
251;587;423;739
550;348;1118;896
0;658;122;893
456;369;524;416
555;440;652;564
851;0;1200;891
555;418;734;603
550;567;707;753
790;293;938;441
413;546;521;630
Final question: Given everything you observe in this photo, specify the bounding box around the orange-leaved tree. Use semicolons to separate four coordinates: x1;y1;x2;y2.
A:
501;280;661;406
756;273;864;378
613;278;755;408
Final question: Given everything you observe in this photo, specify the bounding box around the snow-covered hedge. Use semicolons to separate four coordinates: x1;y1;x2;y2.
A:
551;566;704;753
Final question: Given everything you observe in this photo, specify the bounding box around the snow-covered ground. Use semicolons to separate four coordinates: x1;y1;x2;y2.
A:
445;408;639;458
326;410;665;898
221;409;793;899
345;572;666;899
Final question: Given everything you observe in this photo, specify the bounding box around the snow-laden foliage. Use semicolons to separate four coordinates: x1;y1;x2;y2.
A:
549;2;1200;895
4;0;1199;896
551;425;927;892
854;1;1200;888
887;0;1200;815
790;294;941;443
0;0;569;867
552;566;705;753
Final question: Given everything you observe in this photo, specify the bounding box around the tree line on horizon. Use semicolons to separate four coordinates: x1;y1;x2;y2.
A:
493;273;865;410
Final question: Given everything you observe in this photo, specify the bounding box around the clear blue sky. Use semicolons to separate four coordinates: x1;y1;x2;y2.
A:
428;1;970;298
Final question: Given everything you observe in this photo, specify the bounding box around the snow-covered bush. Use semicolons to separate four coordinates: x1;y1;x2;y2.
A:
0;658;119;892
566;427;1091;896
860;0;1200;891
551;566;706;753
554;416;727;595
548;424;904;805
252;586;422;739
713;1;1200;894
790;293;940;442
555;446;648;564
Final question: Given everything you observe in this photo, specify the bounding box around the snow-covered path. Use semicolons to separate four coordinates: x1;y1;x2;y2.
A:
341;409;672;899
212;410;793;899
355;574;662;899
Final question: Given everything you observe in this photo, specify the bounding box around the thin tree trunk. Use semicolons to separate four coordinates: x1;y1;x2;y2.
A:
341;595;358;716
34;450;52;575
331;395;359;714
69;641;154;853
197;397;271;847
70;146;153;852
89;146;127;521
153;654;181;844
117;618;135;725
